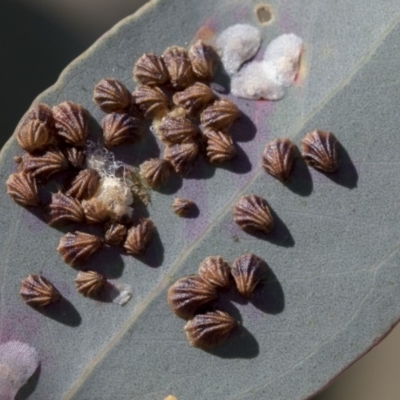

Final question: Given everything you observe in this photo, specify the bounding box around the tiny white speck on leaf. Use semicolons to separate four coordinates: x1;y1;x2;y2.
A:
109;282;133;306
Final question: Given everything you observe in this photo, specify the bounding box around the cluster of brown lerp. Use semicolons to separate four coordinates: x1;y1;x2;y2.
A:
168;253;268;349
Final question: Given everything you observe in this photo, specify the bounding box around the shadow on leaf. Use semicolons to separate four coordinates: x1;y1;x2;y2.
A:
85;245;125;279
130;227;164;267
284;154;313;196
32;297;81;327
15;364;41;400
230;111;257;143
219;142;252;175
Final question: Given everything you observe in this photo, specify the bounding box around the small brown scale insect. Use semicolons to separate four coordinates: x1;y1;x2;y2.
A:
139;158;171;188
93;78;132;114
66;168;100;200
82;198;110;224
57;231;104;267
157;114;199;145
231;253;268;298
63;146;86;169
47;192;85;226
198;256;232;289
167;275;218;319
17;119;52;153
172;82;214;116
104;222;128;246
75;271;106;297
6;172;40;207
131;85;169;119
133;53;169;86
20;274;61;307
102;112;141;148
172;198;196;217
162;46;194;90
200;99;240;131
188;40;218;81
204;130;237;163
124;218;155;255
184;310;238;349
164;142;199;175
53;101;89;147
262;138;297;182
233;194;274;234
301;130;339;172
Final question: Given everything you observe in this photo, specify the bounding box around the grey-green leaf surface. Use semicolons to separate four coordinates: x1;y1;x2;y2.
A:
1;1;400;399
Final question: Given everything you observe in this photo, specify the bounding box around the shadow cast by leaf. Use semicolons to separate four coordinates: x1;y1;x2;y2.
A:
251;268;285;314
15;363;41;400
322;141;358;189
31;296;81;327
284;153;313;196
130;226;164;267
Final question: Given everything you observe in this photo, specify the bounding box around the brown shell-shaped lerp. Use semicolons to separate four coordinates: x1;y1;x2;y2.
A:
131;85;169;119
64;146;86;169
75;270;106;297
104;222;127;246
188;40;218;81
301;130;339;173
48;192;85;226
133;53;169;86
124;218;155;255
57;231;104;267
198;256;232;289
81;198;110;224
162;46;195;89
102;113;140;148
231;253;268;298
184;310;238;348
20;274;61;307
164;142;199;175
53;101;89;147
167;275;218;319
233;194;274;234
6;172;40;207
139;158;171;188
93;78;132;113
204;130;237;163
172;198;195;217
66;168;100;200
262;138;297;182
157;115;199;145
20;149;68;180
22;103;55;131
200;99;240;131
17;120;52;153
172;82;214;115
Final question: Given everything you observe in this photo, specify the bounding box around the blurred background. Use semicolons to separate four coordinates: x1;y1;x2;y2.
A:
1;1;400;399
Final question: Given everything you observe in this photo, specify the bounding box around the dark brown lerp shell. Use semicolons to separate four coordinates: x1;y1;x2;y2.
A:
93;78;132;113
188;40;218;81
102;113;140;148
200;99;240;130
57;231;104;267
6;172;40;207
17;119;52;153
48;192;85;226
233;194;274;234
66;168;100;200
231;253;268;298
262;138;297;181
172;82;214;115
184;310;238;348
124;218;155;255
133;53;169;86
157;115;199;145
162;46;194;89
104;222;127;246
172;198;195;217
164;142;199;175
53;101;89;147
205;130;236;163
167;275;218;319
301;130;339;173
139;158;171;188
131;85;169;119
20;274;61;307
75;270;106;297
198;256;232;289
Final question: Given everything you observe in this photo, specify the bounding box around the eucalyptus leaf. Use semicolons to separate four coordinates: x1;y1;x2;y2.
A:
1;1;400;399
